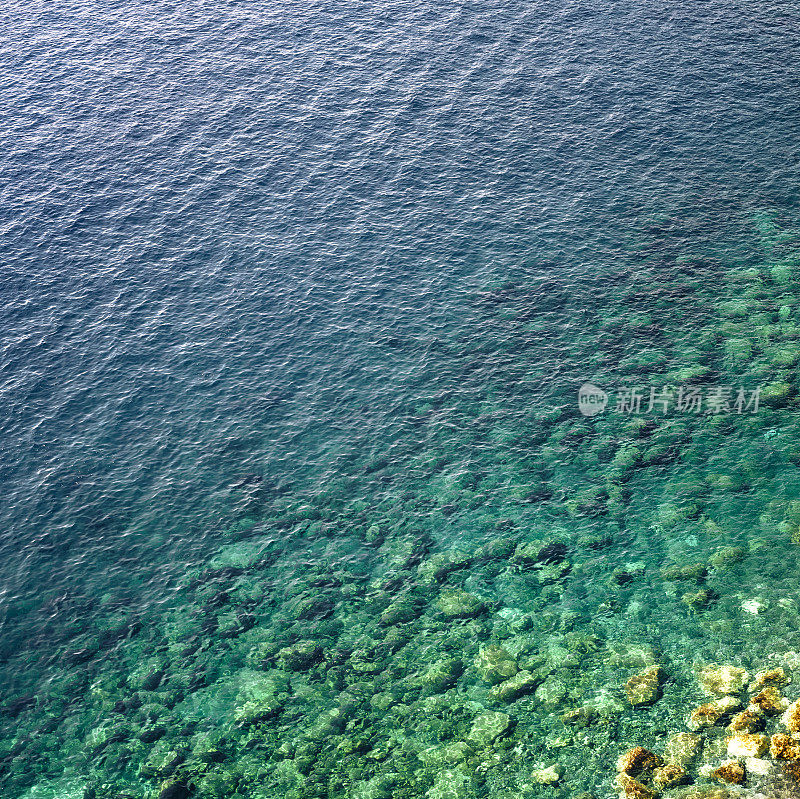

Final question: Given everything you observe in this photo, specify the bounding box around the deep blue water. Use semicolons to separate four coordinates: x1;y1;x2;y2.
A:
2;1;800;796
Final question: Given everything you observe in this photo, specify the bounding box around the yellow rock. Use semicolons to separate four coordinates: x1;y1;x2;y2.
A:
697;663;749;696
616;746;663;775
749;666;790;691
625;665;662;706
616;773;656;799
726;707;764;733
652;764;689;789
664;732;703;767
726;732;768;758
750;686;787;715
688;696;741;730
770;733;800;760
780;697;800;732
709;761;745;785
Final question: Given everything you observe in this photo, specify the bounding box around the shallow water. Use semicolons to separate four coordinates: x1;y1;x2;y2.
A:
2;2;800;798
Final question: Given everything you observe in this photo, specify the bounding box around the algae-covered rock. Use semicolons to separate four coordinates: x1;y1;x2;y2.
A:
418;550;473;583
474;645;518;685
277;640;322;671
664;732;703;767
426;768;475;799
616;773;656;799
761;381;791;405
536;559;571;584
697;664;749;696
770;732;800;759
708;547;746;571
750;686;787;715
780;697;800;731
661;563;708;582
436;589;485;619
418;741;473;770
380;593;424;626
727;707;765;733
529;764;562;785
512;540;567;568
533;676;567;707
625;665;662;706
616;746;663;776
688;696;741;730
681;588;712;608
288;594;335;621
476;537;517;561
489;670;539;702
208;541;270;571
708;761;745;785
466;711;512;747
423;658;464;693
605;642;657;669
750;666;790;691
726;733;767;758
652;764;689;790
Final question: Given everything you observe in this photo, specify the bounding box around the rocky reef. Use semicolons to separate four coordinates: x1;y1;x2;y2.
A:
2;212;800;799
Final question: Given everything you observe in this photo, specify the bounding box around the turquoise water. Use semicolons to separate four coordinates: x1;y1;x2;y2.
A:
2;2;800;798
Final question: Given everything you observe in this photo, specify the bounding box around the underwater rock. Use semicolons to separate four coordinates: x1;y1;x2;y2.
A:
423;658;464;693
616;747;663;776
561;705;598;727
681;588;712;609
139;724;167;743
750;686;787;715
277;640;322;671
744;756;773;777
512;540;567;568
138;741;187;780
379;534;431;571
653;764;689;790
417;550;472;583
537;560;571;584
727;708;765;734
698;664;750;697
689;697;741;730
726;733;768;758
625;665;662;706
530;764;562;785
770;733;800;760
708;761;745;785
780;698;800;731
379;593;423;626
289;594;335;621
615;773;656;799
750;667;790;691
466;711;512;747
426;768;475;799
234;697;281;726
436;589;485;619
208;541;270;571
489;669;539;702
158;779;190;799
605;642;657;669
532;675;566;707
418;741;473;770
476;537;517;561
708;547;746;571
474;645;518;685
